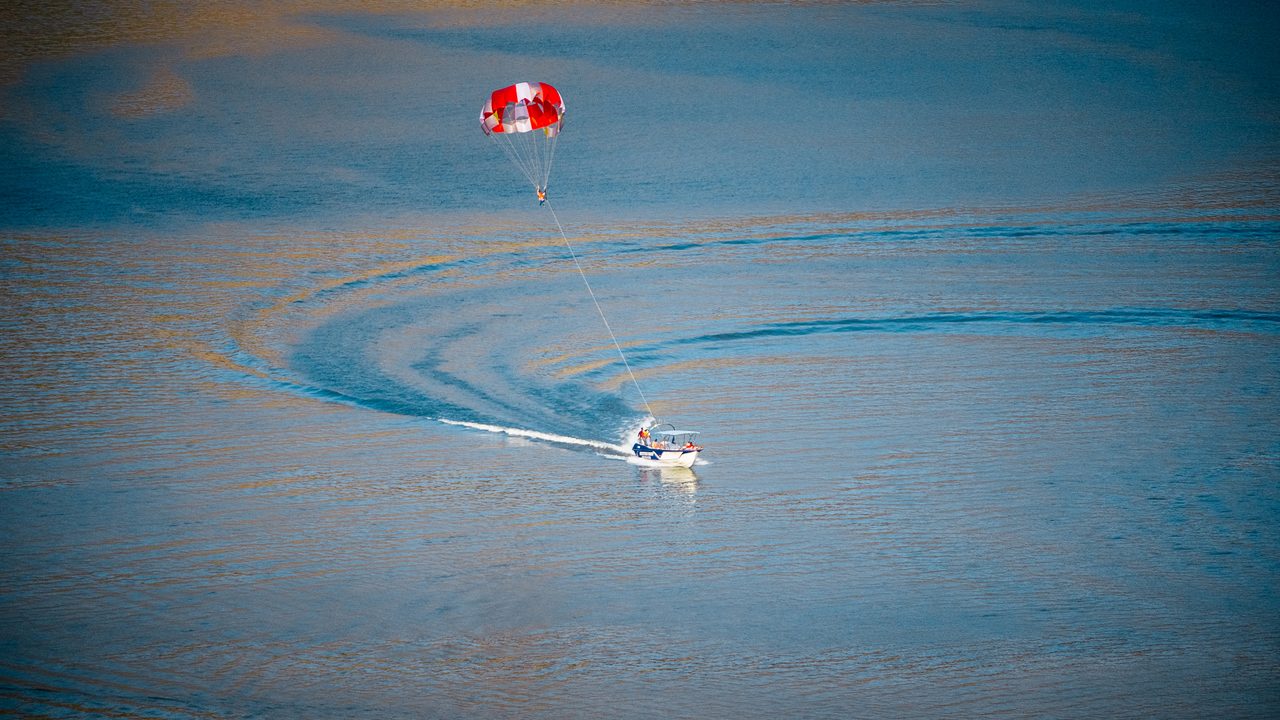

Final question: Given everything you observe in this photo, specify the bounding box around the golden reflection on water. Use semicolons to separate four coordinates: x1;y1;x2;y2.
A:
0;0;694;86
109;66;194;117
220;222;701;378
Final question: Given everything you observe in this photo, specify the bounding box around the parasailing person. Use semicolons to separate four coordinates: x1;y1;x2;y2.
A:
479;81;564;205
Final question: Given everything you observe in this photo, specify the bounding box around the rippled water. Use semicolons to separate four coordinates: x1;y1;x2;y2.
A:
3;3;1280;718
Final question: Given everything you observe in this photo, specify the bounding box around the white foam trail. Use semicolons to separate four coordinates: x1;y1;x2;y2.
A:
437;418;631;455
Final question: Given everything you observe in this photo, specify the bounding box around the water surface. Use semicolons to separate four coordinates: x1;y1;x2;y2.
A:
2;2;1279;718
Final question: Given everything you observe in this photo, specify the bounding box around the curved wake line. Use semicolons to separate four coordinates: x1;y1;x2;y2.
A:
223;364;640;457
437;418;633;456
668;307;1280;347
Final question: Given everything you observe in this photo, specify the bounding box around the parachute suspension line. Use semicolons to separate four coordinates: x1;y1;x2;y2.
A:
488;132;538;192
543;198;655;419
540;123;560;193
527;135;544;194
485;127;559;198
534;134;548;191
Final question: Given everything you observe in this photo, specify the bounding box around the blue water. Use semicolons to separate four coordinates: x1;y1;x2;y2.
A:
2;3;1279;718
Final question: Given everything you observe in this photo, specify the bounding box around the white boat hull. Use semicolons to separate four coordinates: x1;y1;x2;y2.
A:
632;443;700;468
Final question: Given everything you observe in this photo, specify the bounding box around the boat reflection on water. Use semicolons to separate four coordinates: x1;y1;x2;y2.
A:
637;463;699;499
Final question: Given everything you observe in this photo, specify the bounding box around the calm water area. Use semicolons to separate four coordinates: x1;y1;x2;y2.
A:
2;2;1279;717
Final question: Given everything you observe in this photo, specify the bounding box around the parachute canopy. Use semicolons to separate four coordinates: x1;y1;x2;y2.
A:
480;82;565;195
481;82;564;134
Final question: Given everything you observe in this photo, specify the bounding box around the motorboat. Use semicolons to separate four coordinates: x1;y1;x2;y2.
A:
633;424;702;468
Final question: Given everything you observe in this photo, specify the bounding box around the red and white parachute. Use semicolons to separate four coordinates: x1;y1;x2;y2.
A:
479;82;565;199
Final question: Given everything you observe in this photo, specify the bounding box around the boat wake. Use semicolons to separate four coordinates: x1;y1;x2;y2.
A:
437;417;635;458
224;198;1280;473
